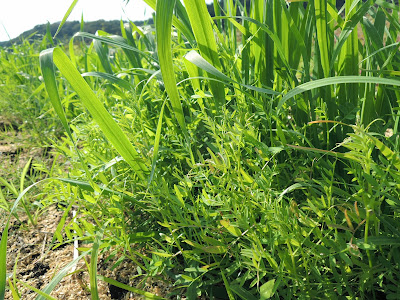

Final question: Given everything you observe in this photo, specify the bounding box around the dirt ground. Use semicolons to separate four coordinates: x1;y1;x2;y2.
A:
3;207;170;299
0;117;171;299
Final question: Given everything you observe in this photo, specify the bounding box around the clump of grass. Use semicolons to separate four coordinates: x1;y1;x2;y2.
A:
2;0;400;298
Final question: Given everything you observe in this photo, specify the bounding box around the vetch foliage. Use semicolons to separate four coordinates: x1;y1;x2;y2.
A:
2;0;400;298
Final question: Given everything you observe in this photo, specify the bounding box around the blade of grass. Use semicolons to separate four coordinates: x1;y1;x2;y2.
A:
234;15;294;82
330;0;372;71
81;71;133;91
93;32;113;74
7;279;20;300
40;48;148;178
278;76;400;112
156;0;187;133
39;47;94;184
0;223;8;300
56;178;148;210
0;177;18;197
98;275;166;299
51;197;75;244
0;179;51;300
53;0;79;39
36;250;91;300
230;284;258;300
73;32;157;63
184;50;279;96
181;0;226;107
221;270;235;300
20;157;32;193
148;100;166;186
314;0;330;78
18;280;57;300
90;225;106;300
19;158;35;226
142;0;195;42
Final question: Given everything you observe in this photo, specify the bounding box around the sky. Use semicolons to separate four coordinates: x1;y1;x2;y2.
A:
0;0;214;42
0;0;155;42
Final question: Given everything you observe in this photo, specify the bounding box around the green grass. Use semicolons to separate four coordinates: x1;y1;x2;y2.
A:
1;0;400;298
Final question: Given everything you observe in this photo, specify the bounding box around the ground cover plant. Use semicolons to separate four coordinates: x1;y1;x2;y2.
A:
2;0;400;298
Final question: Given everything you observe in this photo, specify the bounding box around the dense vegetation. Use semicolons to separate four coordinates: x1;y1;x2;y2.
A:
2;0;400;298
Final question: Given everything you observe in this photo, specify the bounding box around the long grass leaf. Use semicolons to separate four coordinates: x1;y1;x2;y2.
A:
142;0;194;42
36;250;91;300
230;284;258;300
184;50;279;95
148;101;165;186
56;178;147;209
90;227;105;300
18;280;57;300
314;0;330;77
93;32;113;74
53;0;79;39
156;0;186;133
235;16;294;81
74;32;157;63
7;279;20;300
81;72;133;91
20;157;32;193
0;223;8;300
221;271;235;300
40;48;148;178
98;275;166;299
182;0;226;106
0;177;18;197
330;0;372;70
278;76;400;112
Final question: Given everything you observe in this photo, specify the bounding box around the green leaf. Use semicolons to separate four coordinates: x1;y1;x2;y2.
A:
201;246;227;254
51;197;75;244
128;232;156;243
39;47;148;179
355;236;400;250
37;250;91;300
260;279;276;300
0;223;8;300
56;178;148;210
90;227;106;300
155;0;187;133
148;101;165;186
81;71;133;91
278;76;400;112
314;0;330;77
142;0;194;42
53;0;79;39
181;0;226;106
20;157;32;193
220;220;242;237
19;280;58;300
221;271;235;300
230;284;258;300
74;32;157;63
184;50;279;96
98;276;166;299
367;135;400;171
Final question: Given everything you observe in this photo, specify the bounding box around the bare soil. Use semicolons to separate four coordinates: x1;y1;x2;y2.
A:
3;207;170;299
1;118;171;299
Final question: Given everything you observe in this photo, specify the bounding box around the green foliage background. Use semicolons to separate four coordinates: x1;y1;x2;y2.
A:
1;0;400;299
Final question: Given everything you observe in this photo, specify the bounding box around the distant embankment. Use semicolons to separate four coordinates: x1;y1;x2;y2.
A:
0;19;153;47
